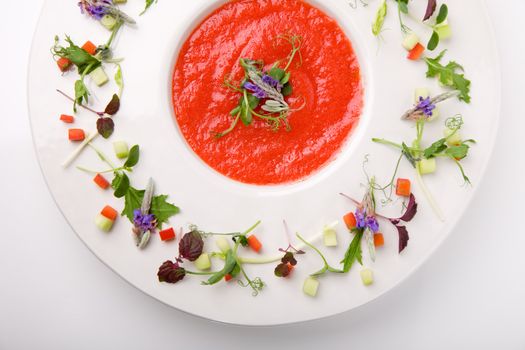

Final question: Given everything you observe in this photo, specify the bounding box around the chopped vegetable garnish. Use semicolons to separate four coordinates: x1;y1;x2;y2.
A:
373;233;385;247
60;114;74;123
303;277;320;297
113;141;129;159
247;234;262;253
68;128;86;141
322;223;338;247
360;268;374;286
396;178;411;197
224;274;233;282
343;212;357;230
159;227;176;241
101;205;118;221
407;43;425;60
57;57;71;72
194;253;211;271
81;41;97;55
95;214;114;232
93;173;110;189
418;158;437;175
215;237;231;253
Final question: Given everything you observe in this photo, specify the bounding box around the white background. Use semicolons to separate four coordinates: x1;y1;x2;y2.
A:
1;1;524;349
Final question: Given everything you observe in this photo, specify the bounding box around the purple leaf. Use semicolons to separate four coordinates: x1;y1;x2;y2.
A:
104;94;120;115
96;117;114;139
274;263;292;278
178;231;204;261
394;225;410;253
157;260;186;283
423;0;437;21
399;193;418;222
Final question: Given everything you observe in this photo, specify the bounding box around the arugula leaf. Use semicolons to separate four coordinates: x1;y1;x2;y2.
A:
122;186;145;221
341;230;363;273
150;194;180;227
124;145;140;168
54;36;101;74
424;50;471;103
423;138;447;158
372;0;388;36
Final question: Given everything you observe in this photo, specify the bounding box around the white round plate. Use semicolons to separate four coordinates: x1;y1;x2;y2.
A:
28;0;499;325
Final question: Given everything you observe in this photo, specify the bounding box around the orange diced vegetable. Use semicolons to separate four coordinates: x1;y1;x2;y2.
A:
93;174;110;189
159;228;176;241
407;43;425;61
247;235;262;253
60;114;75;123
57;57;71;72
100;205;118;221
374;233;385;247
81;41;97;55
396;178;412;197
224;274;233;282
343;212;357;230
68;128;85;141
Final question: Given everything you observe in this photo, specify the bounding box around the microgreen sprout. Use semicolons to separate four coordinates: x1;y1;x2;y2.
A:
296;233;344;277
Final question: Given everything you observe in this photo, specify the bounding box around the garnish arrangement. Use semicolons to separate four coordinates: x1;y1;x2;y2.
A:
48;0;476;300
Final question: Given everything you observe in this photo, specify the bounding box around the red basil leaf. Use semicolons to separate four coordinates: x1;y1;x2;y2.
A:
399;193;418;222
96;117;114;139
157;260;186;283
423;0;437;21
179;231;204;261
104;94;120;115
394;225;410;253
274;263;292;278
281;252;297;266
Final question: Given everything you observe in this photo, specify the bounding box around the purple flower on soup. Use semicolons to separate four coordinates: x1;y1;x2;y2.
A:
416;96;436;118
355;209;366;229
78;0;112;20
133;209;157;233
365;216;379;233
262;74;283;91
243;82;267;99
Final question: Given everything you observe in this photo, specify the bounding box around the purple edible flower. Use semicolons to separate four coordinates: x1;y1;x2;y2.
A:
355;209;380;232
355;209;366;229
416;96;436;118
133;209;157;233
262;74;283;91
365;216;379;233
78;0;112;20
243;82;267;99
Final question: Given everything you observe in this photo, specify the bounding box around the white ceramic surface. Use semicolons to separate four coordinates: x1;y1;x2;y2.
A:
28;0;500;325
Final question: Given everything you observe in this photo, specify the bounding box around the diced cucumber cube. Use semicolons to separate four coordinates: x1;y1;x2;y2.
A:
435;20;452;40
113;141;129;159
100;15;118;31
360;268;374;286
402;32;420;51
444;128;462;146
303;277;320;297
323;226;338;247
414;87;430;103
95;214;114;232
418;158;437;175
89;66;109;87
194;253;211;271
215;237;231;253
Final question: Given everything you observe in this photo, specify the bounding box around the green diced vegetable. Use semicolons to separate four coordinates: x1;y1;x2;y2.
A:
89;66;109;86
402;33;420;51
100;15;118;31
113;141;129;159
215;237;231;253
303;276;320;297
95;214;114;232
194;253;211;271
418;158;437;175
435;20;452;40
322;225;338;247
360;268;374;286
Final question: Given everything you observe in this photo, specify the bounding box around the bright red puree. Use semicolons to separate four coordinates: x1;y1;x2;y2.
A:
172;0;363;185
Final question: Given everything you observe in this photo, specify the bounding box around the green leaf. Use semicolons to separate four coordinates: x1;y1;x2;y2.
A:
247;94;259;109
115;64;123;97
423;138;447;158
122;186;145;221
402;142;417;168
230;105;241;116
341;230;363;273
281;83;293;97
150;194;180;228
203;250;237;285
445;144;470;160
398;1;408;14
74;79;89;110
240;99;252;126
268;67;285;82
54;36;102;74
424;51;471;103
124;145;140;168
281;71;291;85
427;31;440;51
372;0;388;36
436;4;448;24
140;0;158;15
113;172;130;198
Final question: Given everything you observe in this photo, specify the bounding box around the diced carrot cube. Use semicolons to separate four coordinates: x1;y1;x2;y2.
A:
224;274;233;282
374;233;385;247
100;205;118;221
407;43;425;60
159;228;176;241
343;212;357;230
81;41;97;55
93;174;110;189
68;128;85;141
57;57;71;72
60;114;75;123
396;178;412;197
247;234;262;253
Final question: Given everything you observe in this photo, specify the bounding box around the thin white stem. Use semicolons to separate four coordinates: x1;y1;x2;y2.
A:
62;132;98;168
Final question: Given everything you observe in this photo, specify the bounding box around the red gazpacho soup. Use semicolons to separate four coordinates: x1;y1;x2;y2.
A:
172;0;363;185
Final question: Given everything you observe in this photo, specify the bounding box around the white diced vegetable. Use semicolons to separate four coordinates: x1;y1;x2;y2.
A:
113;141;129;159
89;66;109;86
194;253;211;271
95;214;114;232
303;277;320;297
444;128;462;146
322;223;338;247
100;15;118;30
360;268;374;286
215;237;231;253
402;32;420;51
414;87;430;103
418;158;437;175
